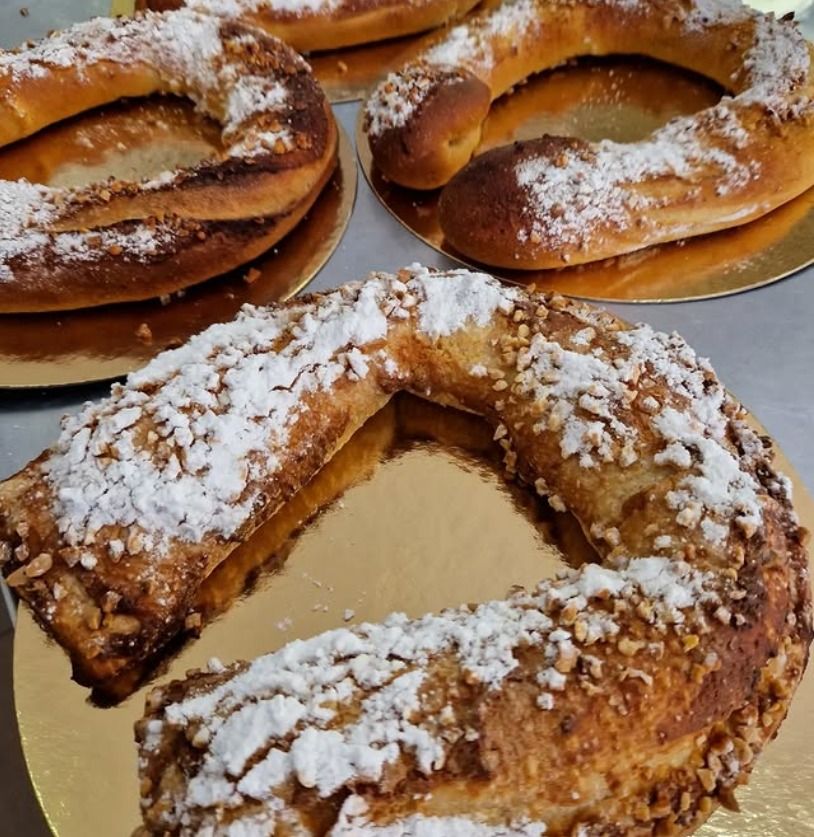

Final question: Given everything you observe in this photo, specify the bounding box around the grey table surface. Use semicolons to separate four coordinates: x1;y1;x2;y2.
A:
0;0;813;834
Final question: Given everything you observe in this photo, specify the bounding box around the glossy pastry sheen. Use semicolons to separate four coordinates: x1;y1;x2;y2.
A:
1;263;797;833
0;9;336;312
364;0;814;269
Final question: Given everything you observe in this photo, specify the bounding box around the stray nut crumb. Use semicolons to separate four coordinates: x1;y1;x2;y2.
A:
136;322;153;344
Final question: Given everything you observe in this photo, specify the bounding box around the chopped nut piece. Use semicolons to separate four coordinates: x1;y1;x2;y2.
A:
25;552;53;578
135;322;153;344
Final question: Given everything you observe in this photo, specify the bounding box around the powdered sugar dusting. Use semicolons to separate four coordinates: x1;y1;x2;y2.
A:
513;1;810;247
0;180;177;284
364;65;468;136
333;797;548;835
365;0;537;137
127;266;782;833
43;283;389;551
515;105;756;249
42;268;516;553
186;0;338;18
0;10;306;282
415;264;518;337
144;554;717;832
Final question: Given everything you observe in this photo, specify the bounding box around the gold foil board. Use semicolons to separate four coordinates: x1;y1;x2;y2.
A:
309;33;428;103
12;394;814;837
358;57;814;303
0;97;357;389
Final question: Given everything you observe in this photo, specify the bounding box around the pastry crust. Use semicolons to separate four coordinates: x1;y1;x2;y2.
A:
0;265;808;833
0;10;337;312
138;0;483;52
364;0;814;268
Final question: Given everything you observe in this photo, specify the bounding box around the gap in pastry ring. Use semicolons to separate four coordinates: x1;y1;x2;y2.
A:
364;0;814;271
1;266;810;834
0;8;338;313
357;53;814;302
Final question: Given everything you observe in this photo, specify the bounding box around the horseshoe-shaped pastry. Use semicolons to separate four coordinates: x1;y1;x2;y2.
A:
0;266;808;833
364;0;814;268
138;0;484;52
0;10;337;312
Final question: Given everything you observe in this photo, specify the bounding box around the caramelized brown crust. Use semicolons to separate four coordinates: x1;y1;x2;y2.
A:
130;268;810;835
0;265;809;834
0;10;337;312
138;0;483;52
364;0;814;268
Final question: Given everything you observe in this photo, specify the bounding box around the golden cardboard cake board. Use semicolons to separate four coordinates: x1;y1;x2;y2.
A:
12;394;814;837
358;56;814;304
0;97;356;389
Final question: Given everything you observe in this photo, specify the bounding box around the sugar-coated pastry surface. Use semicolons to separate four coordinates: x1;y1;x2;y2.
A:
138;0;482;51
0;263;804;832
364;0;814;269
128;266;810;835
0;10;336;312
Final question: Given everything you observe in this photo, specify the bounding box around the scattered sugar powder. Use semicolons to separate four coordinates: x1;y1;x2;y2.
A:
514;108;754;249
513;1;810;246
42;266;767;559
225;78;288;128
414;264;518;338
147;555;717;831
739;12;811;103
365;0;538;136
509;301;764;543
0;10;302;144
364;65;467;137
43;282;389;550
0;179;178;283
333;796;548;835
0;11;305;281
42;267;516;553
186;0;337;17
682;0;752;30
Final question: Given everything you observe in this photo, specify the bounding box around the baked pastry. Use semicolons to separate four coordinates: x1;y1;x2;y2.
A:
364;0;814;268
0;9;337;312
137;0;483;52
131;266;811;835
0;263;807;829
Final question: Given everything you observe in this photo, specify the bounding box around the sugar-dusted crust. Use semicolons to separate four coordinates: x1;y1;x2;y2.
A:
0;10;337;312
138;0;482;52
0;264;808;831
364;0;814;268
127;266;810;835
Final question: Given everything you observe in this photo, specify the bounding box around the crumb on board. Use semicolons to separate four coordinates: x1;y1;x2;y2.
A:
136;322;154;344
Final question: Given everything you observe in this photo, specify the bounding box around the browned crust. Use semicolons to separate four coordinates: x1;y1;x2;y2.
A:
365;0;814;267
137;0;483;51
133;456;810;834
0;122;337;313
368;68;491;190
0;275;809;837
0;14;338;312
437;112;814;269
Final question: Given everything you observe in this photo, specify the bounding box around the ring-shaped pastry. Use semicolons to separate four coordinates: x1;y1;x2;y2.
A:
0;10;337;312
364;0;814;268
0;265;808;834
139;0;484;52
